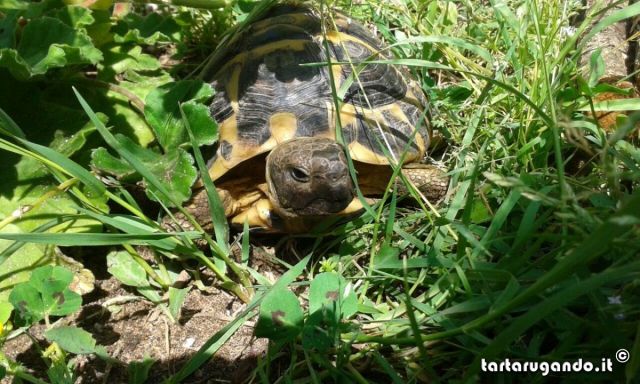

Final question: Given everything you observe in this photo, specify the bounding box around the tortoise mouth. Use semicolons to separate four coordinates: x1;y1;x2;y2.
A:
293;196;353;216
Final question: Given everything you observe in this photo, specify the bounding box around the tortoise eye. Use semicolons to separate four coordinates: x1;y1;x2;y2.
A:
290;167;310;183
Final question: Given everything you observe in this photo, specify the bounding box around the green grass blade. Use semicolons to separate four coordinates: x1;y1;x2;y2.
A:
323;59;555;127
0;107;26;139
0;232;199;246
627;322;640;383
472;189;522;258
73;208;180;251
580;2;640;48
0;217;73;267
16;140;106;195
0;107;105;195
179;103;229;253
389;36;494;64
370;351;404;384
578;98;640;111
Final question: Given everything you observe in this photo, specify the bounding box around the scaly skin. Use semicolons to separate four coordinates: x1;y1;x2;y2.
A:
398;164;449;201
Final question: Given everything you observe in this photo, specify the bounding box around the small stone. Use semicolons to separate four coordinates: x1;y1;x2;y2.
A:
183;337;196;349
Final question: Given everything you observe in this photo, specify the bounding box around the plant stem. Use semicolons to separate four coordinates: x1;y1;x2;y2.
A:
6;370;49;384
172;207;254;296
0;179;78;231
73;77;145;114
126;0;231;10
192;252;251;303
125;244;171;288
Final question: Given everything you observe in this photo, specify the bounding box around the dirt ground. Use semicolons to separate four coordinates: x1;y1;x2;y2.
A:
2;259;269;384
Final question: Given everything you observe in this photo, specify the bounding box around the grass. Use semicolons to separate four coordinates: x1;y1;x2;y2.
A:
0;0;639;382
274;0;640;381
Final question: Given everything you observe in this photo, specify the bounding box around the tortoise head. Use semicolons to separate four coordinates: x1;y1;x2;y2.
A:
265;137;354;218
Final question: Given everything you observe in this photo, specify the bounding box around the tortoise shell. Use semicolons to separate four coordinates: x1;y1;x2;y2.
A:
206;4;430;181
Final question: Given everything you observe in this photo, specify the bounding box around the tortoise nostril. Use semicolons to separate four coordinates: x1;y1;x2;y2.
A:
331;172;346;182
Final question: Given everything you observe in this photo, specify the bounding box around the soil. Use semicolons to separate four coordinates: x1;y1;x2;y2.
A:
2;255;270;384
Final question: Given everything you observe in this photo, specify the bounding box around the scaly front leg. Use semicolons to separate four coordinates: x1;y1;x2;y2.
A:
163;187;262;234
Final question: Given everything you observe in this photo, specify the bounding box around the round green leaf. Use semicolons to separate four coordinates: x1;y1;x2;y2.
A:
144;80;214;151
30;265;74;293
181;100;218;146
143;148;197;206
45;326;98;355
255;287;304;342
308;273;357;319
13;17;102;77
8;282;44;326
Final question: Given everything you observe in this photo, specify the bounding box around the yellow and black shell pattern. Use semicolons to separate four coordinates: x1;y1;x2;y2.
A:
206;4;431;180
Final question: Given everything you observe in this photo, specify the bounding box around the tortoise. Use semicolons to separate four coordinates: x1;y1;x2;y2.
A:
183;4;448;233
